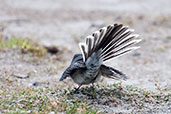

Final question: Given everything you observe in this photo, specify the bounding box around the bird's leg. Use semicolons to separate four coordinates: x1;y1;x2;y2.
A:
91;83;95;90
74;84;82;93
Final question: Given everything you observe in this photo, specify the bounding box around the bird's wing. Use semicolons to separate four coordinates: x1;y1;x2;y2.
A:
59;61;85;81
100;64;127;80
79;24;141;63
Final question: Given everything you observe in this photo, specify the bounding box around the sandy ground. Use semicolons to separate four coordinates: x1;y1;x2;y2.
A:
0;0;171;113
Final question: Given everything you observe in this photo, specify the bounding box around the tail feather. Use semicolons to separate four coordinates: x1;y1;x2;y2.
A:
102;39;141;61
79;23;141;63
100;29;134;59
103;46;140;61
98;24;123;50
96;27;107;47
79;43;87;62
100;34;138;58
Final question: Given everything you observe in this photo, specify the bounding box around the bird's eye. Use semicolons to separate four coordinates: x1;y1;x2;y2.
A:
99;29;102;32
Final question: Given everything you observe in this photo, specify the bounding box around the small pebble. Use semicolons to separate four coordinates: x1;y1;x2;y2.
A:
32;82;38;86
13;73;29;79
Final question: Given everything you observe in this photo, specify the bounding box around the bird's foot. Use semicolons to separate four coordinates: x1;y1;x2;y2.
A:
74;87;80;94
90;84;95;91
73;85;82;94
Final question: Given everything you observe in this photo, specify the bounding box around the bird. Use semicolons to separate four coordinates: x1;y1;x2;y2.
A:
59;23;141;91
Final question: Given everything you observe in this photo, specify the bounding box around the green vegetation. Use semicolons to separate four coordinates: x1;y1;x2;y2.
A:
0;88;102;114
0;83;170;114
0;37;47;56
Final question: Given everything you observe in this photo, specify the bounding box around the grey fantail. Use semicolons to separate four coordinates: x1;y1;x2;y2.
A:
59;23;141;91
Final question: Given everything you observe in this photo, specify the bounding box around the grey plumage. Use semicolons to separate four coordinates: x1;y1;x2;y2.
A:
59;23;141;90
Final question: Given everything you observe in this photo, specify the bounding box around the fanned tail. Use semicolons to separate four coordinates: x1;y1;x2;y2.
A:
79;24;141;63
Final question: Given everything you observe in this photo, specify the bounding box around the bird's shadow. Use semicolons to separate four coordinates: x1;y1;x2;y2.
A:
68;85;127;100
62;84;166;110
